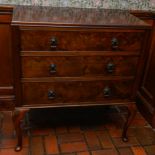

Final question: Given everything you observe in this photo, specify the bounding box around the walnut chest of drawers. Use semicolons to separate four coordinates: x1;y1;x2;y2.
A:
11;6;151;151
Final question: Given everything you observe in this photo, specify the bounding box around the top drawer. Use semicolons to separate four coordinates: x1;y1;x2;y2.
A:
20;29;144;52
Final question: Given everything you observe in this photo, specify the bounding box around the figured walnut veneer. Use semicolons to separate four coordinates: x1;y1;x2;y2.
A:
10;5;151;151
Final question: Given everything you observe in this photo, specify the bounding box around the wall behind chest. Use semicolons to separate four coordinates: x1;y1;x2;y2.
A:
0;0;154;11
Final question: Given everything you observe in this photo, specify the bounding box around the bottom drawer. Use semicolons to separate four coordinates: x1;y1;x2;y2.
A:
22;80;133;106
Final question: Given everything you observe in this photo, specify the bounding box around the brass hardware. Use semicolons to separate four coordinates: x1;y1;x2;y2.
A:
111;37;119;50
48;90;56;99
106;62;115;73
50;37;58;49
103;86;111;97
49;64;56;73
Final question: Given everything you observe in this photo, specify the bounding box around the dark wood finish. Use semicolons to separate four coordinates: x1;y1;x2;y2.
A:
0;25;13;85
131;10;155;20
0;98;14;110
0;6;14;110
131;11;155;128
21;55;139;77
10;6;151;151
12;6;149;28
139;21;155;127
122;104;137;142
22;80;134;106
20;29;144;52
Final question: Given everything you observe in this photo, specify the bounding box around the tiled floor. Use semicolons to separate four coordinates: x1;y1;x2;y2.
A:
0;106;155;155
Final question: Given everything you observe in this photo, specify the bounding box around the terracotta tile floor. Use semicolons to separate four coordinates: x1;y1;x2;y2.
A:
0;106;155;155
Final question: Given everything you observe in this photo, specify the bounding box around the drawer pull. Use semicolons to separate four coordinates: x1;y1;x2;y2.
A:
48;90;56;99
103;86;111;97
50;64;56;73
50;37;58;49
106;62;115;73
111;37;119;50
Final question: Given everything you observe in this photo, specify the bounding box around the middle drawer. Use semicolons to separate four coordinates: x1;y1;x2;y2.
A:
21;56;138;78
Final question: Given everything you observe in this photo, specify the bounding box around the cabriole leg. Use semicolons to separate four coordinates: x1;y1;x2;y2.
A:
12;109;29;151
122;104;137;142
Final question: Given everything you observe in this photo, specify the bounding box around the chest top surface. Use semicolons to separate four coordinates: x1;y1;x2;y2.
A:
12;5;150;28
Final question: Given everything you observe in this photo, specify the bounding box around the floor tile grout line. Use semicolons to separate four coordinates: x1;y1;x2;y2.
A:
122;112;150;155
109;107;147;153
104;126;121;155
28;136;32;155
29;135;33;155
82;126;124;153
104;110;145;154
42;136;47;155
143;145;155;155
1;109;155;155
112;135;148;155
130;133;149;155
55;128;62;154
43;127;60;155
95;130;106;150
82;131;93;155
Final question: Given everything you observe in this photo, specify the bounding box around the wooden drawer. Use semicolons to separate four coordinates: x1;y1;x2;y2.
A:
21;29;144;52
22;80;133;106
21;56;138;77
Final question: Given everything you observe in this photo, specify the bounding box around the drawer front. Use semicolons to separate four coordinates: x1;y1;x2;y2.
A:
21;30;144;52
21;56;138;77
22;80;133;106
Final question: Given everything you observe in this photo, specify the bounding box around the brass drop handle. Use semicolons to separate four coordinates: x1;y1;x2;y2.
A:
111;37;119;50
106;62;115;73
48;90;56;99
50;37;58;49
50;64;56;73
103;86;111;97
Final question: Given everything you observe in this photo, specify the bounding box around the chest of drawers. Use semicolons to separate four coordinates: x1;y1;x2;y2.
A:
11;6;151;151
